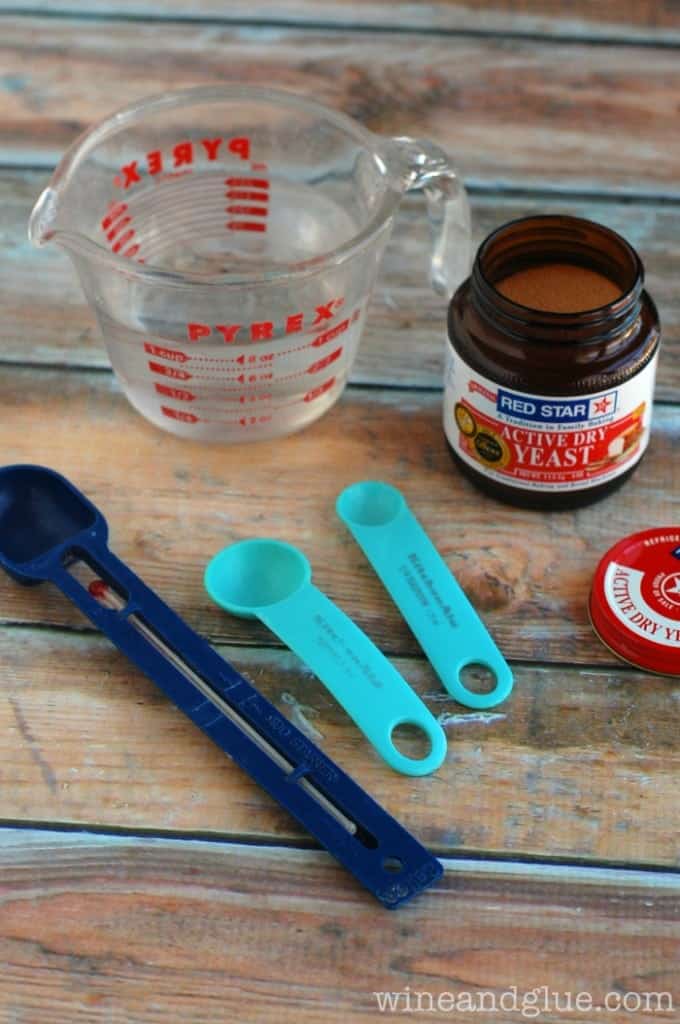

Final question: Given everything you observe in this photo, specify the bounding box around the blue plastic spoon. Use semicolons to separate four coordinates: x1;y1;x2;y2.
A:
0;464;443;907
204;539;447;776
337;481;513;709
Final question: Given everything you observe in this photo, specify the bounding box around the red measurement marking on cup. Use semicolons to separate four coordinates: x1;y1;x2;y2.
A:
161;406;274;428
148;361;193;380
156;382;335;414
170;393;275;407
148;360;280;384
144;343;276;367
112;229;135;254
234;415;273;427
99;201;142;262
225;175;269;233
230;371;274;384
220;381;337;413
192;352;277;367
161;407;199;424
101;203;128;230
106;216;131;241
191;356;277;371
144;343;189;363
236;392;272;403
226;177;269;190
155;383;196;401
312;318;350;347
233;352;275;365
226;191;269;202
270;347;344;384
196;375;277;388
265;388;337;412
194;342;307;363
166;391;275;408
226;205;268;216
226;221;266;233
307;347;343;374
304;378;336;402
188;360;286;376
157;378;336;424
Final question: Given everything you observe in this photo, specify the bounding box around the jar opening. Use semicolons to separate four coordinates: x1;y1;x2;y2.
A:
496;262;622;313
477;215;641;318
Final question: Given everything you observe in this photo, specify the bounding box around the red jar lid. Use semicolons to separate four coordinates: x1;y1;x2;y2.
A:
589;527;680;676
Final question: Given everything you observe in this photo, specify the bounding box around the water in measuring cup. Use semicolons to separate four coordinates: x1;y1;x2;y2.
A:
116;172;362;273
98;175;370;441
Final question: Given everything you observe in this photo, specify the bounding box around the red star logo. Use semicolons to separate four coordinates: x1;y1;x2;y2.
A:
593;396;613;414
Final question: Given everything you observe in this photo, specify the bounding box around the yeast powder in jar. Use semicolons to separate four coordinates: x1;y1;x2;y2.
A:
444;215;661;509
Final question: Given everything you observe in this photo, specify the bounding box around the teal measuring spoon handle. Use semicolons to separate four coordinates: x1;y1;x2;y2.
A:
257;582;447;777
337;484;513;709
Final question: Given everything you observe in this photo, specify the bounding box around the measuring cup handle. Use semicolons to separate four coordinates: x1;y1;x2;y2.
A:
384;136;471;297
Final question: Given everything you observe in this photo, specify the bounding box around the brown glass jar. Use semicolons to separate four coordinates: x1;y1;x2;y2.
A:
444;215;660;509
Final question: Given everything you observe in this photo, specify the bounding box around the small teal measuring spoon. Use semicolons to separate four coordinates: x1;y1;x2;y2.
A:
336;482;513;710
204;539;447;776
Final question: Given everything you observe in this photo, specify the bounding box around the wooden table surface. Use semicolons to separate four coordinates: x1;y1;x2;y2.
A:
1;3;679;1022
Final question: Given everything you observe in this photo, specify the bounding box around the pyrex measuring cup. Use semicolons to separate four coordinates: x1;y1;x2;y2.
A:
29;86;470;442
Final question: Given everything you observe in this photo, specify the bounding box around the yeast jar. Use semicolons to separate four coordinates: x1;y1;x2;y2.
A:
444;215;660;509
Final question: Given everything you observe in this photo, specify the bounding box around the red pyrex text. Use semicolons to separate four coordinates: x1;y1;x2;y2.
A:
186;299;348;344
114;136;252;188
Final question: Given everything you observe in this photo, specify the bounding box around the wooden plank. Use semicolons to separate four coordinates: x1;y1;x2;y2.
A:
3;171;680;400
0;364;678;664
1;829;679;1024
1;19;680;193
1;1;679;43
1;627;680;864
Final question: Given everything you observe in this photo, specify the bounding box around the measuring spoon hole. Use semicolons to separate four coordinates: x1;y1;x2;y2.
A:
459;663;497;694
381;856;404;874
390;722;432;762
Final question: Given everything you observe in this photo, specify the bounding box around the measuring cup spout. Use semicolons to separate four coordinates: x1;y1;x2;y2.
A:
381;136;471;296
28;119;110;255
28;186;61;247
28;182;90;256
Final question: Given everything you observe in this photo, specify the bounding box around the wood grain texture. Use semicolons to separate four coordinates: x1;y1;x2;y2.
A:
2;1;679;41
3;172;680;398
1;829;679;1024
0;364;678;664
1;3;679;1018
1;627;680;864
1;18;680;193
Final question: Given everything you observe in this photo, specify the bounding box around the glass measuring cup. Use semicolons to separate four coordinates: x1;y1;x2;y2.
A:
29;86;470;442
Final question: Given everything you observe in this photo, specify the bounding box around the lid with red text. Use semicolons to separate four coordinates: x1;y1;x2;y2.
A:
589;526;680;676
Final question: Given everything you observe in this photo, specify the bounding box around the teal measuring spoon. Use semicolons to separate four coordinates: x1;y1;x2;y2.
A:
204;539;447;776
336;481;513;710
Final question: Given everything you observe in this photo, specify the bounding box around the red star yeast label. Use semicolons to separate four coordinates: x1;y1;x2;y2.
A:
443;349;658;493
